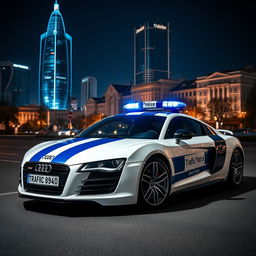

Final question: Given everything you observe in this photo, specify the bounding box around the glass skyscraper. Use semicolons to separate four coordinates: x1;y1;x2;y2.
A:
134;22;170;84
80;77;97;110
0;61;31;107
39;0;72;110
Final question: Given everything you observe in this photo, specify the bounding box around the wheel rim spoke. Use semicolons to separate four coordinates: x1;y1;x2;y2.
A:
144;187;153;200
152;162;158;178
155;184;166;197
233;169;241;183
152;188;159;204
142;174;151;184
155;174;168;184
232;162;243;169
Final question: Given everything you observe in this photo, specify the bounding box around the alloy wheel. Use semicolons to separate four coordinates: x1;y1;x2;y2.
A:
140;159;170;207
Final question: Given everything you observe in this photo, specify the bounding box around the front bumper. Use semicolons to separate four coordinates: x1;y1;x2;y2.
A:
18;162;143;206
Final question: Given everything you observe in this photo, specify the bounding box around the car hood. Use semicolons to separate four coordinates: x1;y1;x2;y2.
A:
23;137;157;166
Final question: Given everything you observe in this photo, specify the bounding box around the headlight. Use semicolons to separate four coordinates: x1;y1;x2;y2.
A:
78;158;126;172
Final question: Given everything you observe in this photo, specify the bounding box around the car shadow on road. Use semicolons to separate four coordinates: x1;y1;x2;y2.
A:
23;176;256;217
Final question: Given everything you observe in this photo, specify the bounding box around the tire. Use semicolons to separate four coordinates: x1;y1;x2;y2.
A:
227;149;244;187
138;157;171;207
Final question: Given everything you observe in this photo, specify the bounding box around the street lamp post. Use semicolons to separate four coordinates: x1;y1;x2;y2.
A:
241;111;247;128
214;116;219;129
12;124;20;135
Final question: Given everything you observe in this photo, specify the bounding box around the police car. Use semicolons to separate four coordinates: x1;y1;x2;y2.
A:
18;101;244;207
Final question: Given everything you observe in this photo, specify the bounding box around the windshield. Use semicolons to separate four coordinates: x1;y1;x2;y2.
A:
77;115;166;139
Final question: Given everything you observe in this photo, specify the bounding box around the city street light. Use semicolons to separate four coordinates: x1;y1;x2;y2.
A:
12;124;20;135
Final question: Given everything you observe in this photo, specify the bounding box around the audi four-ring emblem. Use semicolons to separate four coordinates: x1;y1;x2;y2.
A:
35;164;52;173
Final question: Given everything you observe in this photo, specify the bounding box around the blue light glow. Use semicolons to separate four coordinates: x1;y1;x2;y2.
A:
123;100;186;112
162;101;186;108
123;103;140;110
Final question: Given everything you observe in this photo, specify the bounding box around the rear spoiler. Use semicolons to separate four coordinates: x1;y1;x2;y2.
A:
217;129;233;136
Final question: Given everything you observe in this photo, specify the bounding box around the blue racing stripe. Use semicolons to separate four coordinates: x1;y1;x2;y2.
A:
173;165;209;183
30;138;87;162
51;138;123;164
173;155;185;173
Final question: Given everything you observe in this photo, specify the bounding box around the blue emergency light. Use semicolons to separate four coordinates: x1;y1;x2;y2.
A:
123;100;186;112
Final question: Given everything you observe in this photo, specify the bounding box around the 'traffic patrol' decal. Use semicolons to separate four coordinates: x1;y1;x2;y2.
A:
173;151;209;183
184;152;205;171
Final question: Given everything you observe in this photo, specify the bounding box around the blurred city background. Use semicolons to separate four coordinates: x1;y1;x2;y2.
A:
0;0;255;139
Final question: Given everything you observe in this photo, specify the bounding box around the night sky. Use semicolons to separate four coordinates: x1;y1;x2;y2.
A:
1;0;255;105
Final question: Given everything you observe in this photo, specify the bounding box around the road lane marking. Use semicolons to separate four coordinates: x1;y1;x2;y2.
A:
0;159;21;164
0;191;18;197
0;153;16;156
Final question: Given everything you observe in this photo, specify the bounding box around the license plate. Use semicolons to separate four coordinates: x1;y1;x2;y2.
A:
27;174;59;187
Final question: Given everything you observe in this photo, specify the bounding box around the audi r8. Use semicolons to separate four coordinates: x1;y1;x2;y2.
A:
18;101;244;207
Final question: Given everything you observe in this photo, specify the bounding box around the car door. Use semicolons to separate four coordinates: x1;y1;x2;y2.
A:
202;124;227;175
164;116;216;187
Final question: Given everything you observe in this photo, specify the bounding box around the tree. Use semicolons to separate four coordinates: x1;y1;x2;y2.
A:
184;105;206;120
55;117;66;129
207;98;232;126
85;114;104;128
0;101;18;133
72;115;86;129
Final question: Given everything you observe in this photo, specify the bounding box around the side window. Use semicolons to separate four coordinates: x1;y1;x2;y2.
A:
165;117;205;139
165;117;183;139
203;124;216;136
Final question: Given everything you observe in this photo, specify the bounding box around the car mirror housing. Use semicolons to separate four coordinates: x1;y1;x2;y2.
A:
174;129;194;144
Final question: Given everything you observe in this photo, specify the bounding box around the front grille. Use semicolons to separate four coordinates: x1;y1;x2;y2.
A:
80;170;122;195
23;162;70;195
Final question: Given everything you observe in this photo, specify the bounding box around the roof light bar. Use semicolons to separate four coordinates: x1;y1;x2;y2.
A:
123;103;140;110
123;100;187;112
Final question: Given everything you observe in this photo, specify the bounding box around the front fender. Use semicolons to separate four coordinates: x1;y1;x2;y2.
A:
127;143;175;177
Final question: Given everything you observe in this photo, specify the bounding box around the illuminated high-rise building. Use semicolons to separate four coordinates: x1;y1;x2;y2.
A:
39;0;72;110
80;77;97;110
134;22;170;84
0;61;31;106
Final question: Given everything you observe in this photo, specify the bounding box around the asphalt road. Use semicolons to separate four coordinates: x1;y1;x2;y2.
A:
0;136;255;256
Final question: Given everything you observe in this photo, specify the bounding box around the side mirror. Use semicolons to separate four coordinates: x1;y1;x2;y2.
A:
174;129;194;144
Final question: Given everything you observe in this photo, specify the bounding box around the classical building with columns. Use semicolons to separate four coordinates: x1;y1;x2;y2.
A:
85;67;256;128
85;80;180;118
18;105;40;126
169;68;256;124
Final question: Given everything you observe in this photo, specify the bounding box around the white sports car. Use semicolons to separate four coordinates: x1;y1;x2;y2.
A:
18;103;244;207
